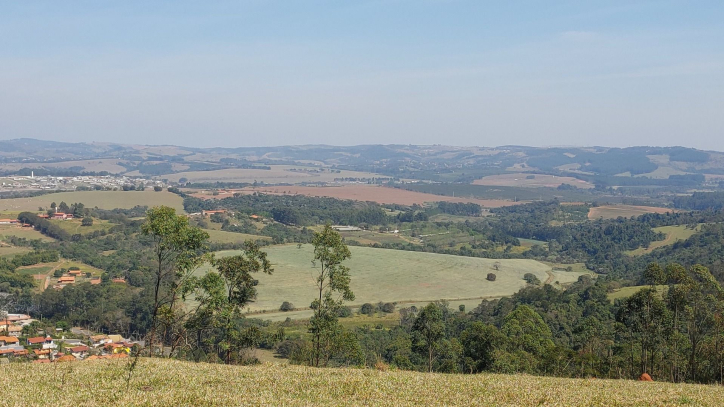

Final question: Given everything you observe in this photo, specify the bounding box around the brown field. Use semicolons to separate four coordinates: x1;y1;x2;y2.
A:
193;185;520;207
473;173;594;189
162;165;388;185
0;191;184;213
588;205;675;220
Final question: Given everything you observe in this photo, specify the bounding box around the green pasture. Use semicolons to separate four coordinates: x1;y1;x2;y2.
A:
626;224;701;256
204;229;271;244
608;285;668;302
196;245;589;313
0;225;56;242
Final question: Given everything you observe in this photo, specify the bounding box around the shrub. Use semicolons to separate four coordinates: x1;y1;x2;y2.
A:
279;301;295;312
487;273;497;281
53;269;63;278
360;303;374;315
375;324;384;330
459;304;465;312
153;186;163;192
69;266;80;271
337;306;352;318
523;273;541;285
380;302;396;313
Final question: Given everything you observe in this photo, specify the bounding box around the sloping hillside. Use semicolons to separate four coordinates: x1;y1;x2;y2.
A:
2;358;722;406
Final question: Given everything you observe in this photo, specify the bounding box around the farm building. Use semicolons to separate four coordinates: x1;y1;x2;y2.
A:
0;219;19;224
58;276;75;284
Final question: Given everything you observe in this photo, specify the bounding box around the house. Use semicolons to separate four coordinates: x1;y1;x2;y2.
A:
33;349;50;359
90;277;101;285
111;278;126;284
56;354;76;362
27;336;46;346
52;212;74;220
68;269;82;276
69;345;89;358
90;335;110;346
58;276;75;284
7;325;22;337
0;336;19;345
0;219;19;225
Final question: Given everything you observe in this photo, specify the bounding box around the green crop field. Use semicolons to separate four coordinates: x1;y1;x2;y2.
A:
195;245;588;313
0;191;184;213
626;224;701;256
3;358;722;406
15;264;55;277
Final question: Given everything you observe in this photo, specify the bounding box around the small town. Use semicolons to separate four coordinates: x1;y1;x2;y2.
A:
0;313;140;364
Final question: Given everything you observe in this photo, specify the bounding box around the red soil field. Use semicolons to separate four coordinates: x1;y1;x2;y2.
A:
193;185;521;207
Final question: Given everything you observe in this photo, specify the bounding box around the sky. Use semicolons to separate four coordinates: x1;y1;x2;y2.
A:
1;1;723;149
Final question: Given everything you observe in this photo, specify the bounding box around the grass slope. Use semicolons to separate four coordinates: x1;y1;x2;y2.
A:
625;225;701;256
2;359;722;406
197;245;587;314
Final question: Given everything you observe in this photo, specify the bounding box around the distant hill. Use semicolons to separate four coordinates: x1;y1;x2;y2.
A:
5;358;722;406
1;138;724;189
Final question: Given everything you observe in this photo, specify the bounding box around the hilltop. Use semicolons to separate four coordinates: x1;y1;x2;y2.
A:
2;358;722;406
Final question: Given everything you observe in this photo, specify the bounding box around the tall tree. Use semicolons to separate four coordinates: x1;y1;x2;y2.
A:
412;303;445;372
141;206;209;357
308;225;354;367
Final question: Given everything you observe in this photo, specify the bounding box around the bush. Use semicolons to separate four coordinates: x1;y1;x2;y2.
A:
69;266;80;271
279;301;295;312
459;304;465;312
380;302;395;313
487;273;497;281
360;303;374;315
337;306;352;318
53;269;63;278
153;186;163;192
523;273;541;285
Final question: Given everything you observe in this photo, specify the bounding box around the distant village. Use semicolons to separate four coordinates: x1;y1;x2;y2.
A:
0;173;164;192
0;313;141;364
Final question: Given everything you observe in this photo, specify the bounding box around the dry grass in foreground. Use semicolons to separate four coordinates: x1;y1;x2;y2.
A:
2;359;723;406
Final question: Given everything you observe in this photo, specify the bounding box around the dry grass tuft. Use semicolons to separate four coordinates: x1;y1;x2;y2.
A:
1;358;723;406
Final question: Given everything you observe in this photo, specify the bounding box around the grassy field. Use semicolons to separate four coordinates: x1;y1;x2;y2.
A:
626;225;701;256
0;225;56;242
0;191;184;213
588;205;674;220
2;358;723;406
204;229;271;244
163;165;386;185
51;218;116;235
608;285;668;302
473;173;595;189
195;245;588;313
0;244;32;258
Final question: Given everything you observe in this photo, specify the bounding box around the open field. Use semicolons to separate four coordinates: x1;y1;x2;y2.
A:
204;229;271;244
196;185;521;207
608;285;668;302
588;204;675;220
626;224;702;256
3;358;723;406
163;165;387;185
196;245;588;313
0;244;32;257
51;218;116;235
0;159;128;174
0;225;56;242
0;191;184;213
473;173;595;189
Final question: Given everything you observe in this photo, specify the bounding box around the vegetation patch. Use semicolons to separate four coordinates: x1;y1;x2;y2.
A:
588;205;674;220
625;225;702;256
0;191;184;213
196;245;577;313
2;359;723;406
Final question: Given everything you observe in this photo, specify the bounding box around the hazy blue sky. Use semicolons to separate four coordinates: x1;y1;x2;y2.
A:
1;1;723;149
